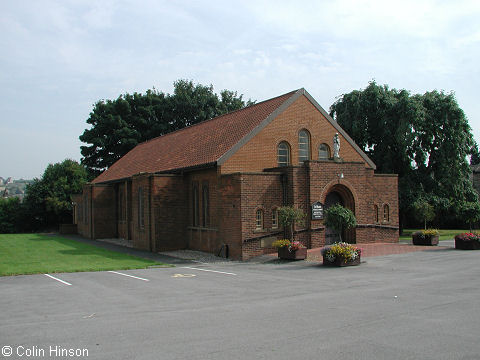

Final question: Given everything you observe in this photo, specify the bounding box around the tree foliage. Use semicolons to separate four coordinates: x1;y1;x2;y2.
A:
458;202;480;231
80;80;251;177
323;204;357;242
0;197;22;233
330;81;478;229
23;159;88;230
412;199;435;230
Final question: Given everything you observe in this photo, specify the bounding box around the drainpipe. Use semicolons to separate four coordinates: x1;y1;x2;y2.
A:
281;173;288;239
305;162;311;248
281;173;288;206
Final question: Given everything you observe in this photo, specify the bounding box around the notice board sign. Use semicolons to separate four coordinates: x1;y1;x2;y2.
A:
311;201;324;220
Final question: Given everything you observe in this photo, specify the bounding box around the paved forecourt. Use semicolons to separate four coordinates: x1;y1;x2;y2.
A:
1;246;479;360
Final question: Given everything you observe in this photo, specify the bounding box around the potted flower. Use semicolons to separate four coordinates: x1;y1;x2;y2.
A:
321;242;361;266
272;239;307;260
412;229;439;246
272;206;307;260
454;233;480;250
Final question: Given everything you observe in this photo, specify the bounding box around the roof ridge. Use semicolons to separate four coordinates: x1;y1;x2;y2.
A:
135;89;299;148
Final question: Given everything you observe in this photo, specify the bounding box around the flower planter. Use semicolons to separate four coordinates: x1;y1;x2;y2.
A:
455;238;480;250
412;233;439;246
277;247;307;260
322;254;361;267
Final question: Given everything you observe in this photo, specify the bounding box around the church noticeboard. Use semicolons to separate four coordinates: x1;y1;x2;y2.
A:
311;201;324;220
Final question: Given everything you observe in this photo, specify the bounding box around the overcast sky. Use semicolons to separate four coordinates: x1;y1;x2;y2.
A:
1;0;479;179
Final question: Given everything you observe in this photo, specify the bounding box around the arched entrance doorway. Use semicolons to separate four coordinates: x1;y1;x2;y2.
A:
324;184;356;244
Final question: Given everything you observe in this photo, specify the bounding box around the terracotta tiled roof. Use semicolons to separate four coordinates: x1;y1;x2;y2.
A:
92;90;298;184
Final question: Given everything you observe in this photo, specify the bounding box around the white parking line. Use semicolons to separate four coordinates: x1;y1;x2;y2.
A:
181;267;237;276
108;271;149;281
44;274;72;286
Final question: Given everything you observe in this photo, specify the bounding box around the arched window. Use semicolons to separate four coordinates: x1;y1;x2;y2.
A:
256;209;264;230
277;141;291;167
318;143;331;159
272;208;278;229
374;205;379;223
298;130;311;163
383;204;390;222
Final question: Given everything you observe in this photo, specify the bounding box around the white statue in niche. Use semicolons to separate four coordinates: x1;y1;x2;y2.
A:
333;133;340;158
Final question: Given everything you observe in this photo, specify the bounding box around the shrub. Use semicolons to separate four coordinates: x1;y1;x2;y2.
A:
323;204;356;242
277;206;306;241
412;199;435;230
0;197;23;233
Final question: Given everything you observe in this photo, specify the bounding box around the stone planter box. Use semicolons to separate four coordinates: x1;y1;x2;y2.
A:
412;232;439;246
323;255;361;267
455;238;480;250
278;247;307;260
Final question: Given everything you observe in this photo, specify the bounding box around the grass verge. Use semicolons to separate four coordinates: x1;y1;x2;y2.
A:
0;233;171;276
399;229;474;242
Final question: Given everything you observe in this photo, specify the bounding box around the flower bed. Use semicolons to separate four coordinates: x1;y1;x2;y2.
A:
412;229;439;246
454;233;480;250
321;242;361;267
272;239;307;260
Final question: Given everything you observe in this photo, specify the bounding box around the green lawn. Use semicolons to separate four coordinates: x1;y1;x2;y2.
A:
0;233;171;276
399;229;475;242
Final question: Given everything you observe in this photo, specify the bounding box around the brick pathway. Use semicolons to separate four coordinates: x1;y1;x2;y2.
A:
306;242;450;262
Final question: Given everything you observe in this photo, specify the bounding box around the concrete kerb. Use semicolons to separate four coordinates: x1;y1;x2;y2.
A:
50;234;194;265
52;233;457;267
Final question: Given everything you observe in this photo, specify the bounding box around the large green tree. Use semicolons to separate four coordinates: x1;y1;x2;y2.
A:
80;80;251;177
330;81;478;230
0;198;22;233
23;159;89;230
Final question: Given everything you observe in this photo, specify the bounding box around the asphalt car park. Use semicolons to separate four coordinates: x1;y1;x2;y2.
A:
1;248;480;360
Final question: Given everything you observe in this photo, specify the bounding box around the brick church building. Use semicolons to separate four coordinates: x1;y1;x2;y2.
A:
73;88;398;260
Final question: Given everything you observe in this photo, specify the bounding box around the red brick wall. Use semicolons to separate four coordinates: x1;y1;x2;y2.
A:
91;184;116;239
75;184;117;240
186;168;222;254
116;182;128;240
238;172;285;260
76;185;92;239
372;174;399;227
218;173;243;259
74;93;399;260
151;175;188;251
221;95;369;174
131;174;151;250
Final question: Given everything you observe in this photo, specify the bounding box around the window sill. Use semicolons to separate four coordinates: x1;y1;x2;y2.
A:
188;226;218;232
